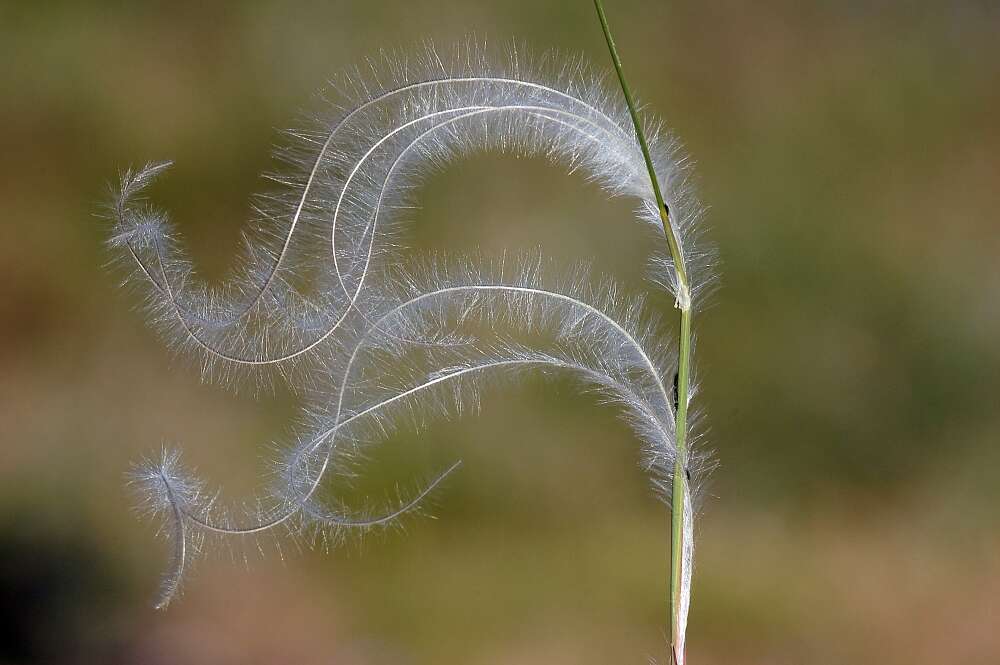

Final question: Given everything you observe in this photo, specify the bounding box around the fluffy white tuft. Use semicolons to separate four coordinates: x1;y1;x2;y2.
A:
107;43;711;619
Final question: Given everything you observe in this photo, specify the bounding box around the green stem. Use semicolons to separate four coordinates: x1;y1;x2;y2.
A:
593;0;688;290
593;1;692;661
670;305;692;659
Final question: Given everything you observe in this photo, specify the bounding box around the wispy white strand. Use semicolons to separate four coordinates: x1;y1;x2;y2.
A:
109;46;709;378
108;44;711;624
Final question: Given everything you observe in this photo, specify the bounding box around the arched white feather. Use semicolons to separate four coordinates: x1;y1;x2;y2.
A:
109;45;709;656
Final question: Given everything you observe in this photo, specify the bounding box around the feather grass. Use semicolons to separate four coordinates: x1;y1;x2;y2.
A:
106;24;714;663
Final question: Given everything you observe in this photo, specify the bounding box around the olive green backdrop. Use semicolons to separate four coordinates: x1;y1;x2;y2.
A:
1;1;998;663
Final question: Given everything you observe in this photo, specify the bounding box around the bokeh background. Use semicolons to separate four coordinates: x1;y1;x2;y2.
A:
2;1;999;663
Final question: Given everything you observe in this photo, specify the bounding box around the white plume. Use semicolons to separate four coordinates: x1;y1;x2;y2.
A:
107;42;712;655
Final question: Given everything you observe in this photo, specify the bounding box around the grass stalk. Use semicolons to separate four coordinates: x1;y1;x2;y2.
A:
593;1;692;661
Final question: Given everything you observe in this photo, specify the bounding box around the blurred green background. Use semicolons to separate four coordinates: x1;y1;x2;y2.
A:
1;1;999;663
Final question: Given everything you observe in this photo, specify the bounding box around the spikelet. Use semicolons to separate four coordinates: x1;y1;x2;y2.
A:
106;43;712;653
